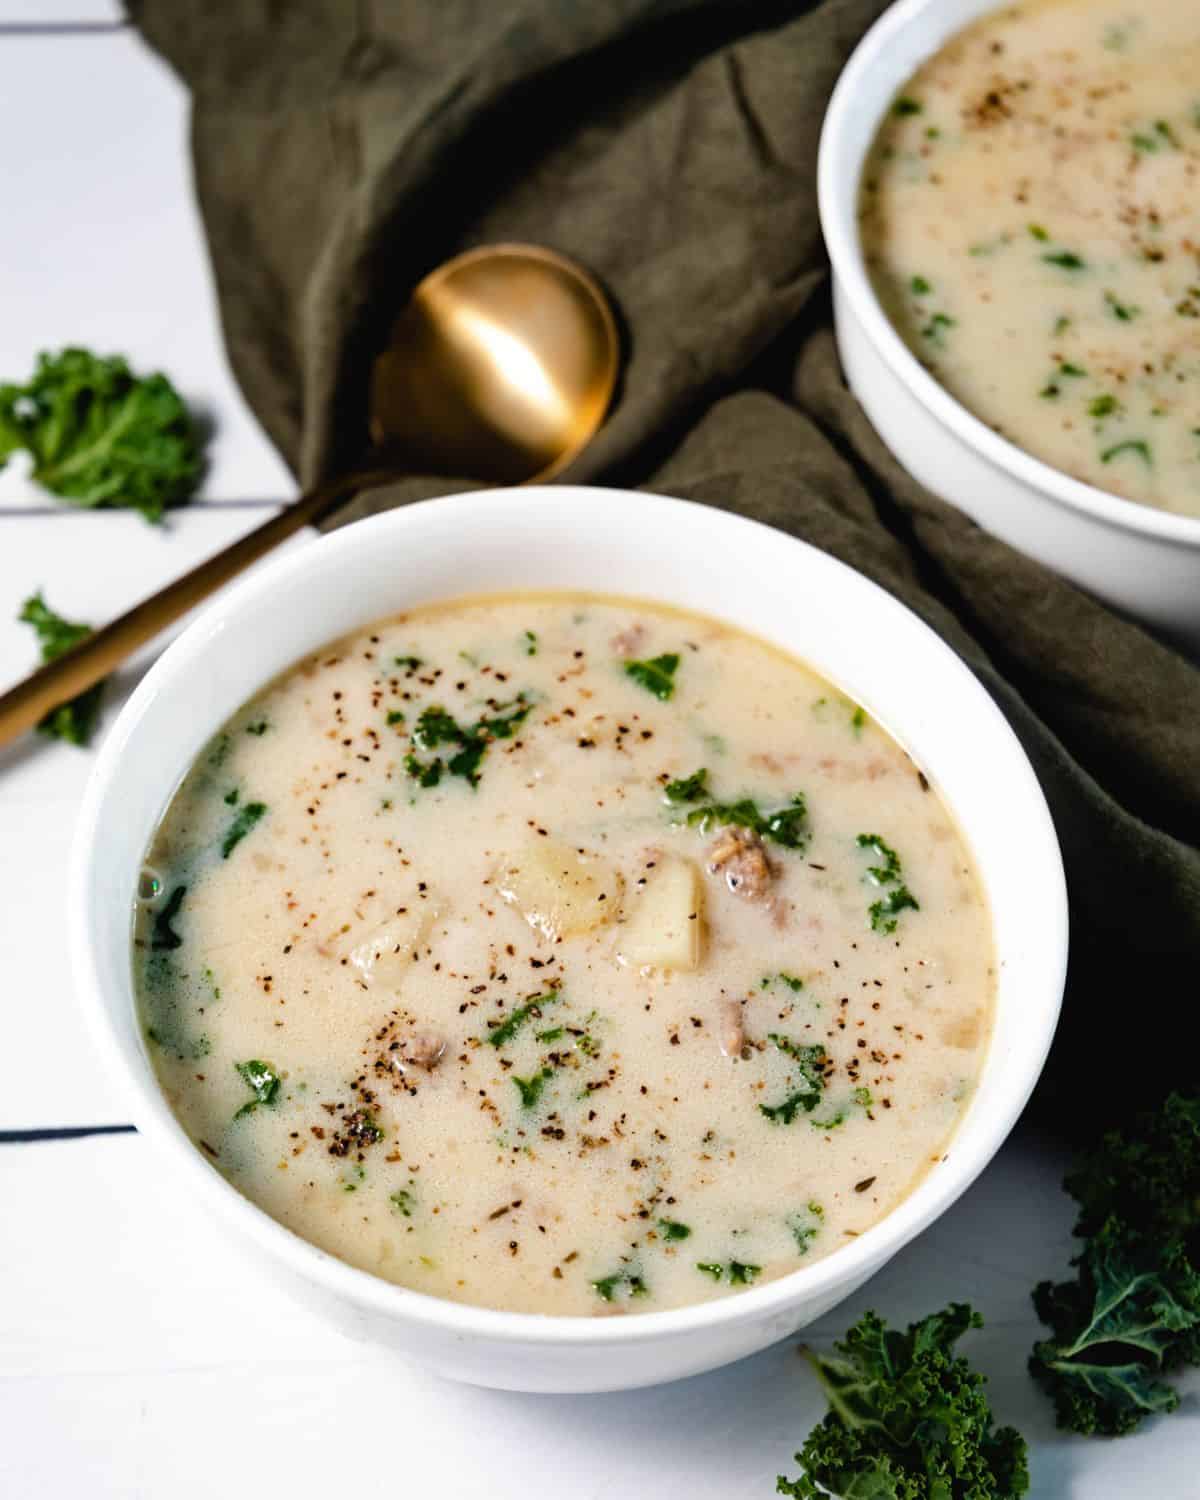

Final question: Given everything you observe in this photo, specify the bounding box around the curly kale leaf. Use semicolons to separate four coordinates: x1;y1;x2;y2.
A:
1064;1092;1200;1246
686;791;809;851
406;697;532;789
0;348;203;522
1030;1237;1196;1435
220;799;267;859
18;591;106;745
233;1059;281;1119
663;767;709;803
760;1037;828;1125
1029;1092;1200;1436
855;832;919;935
623;652;679;700
778;1305;1029;1500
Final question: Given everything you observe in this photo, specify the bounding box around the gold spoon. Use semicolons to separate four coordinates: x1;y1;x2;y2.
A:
0;244;618;750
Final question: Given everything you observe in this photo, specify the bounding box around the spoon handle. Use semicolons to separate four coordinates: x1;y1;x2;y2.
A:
0;467;393;751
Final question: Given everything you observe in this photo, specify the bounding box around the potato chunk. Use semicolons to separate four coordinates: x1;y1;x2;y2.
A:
349;901;438;989
496;841;622;942
617;853;704;971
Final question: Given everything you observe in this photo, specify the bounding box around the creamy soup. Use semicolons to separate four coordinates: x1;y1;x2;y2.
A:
134;596;993;1316
860;0;1200;516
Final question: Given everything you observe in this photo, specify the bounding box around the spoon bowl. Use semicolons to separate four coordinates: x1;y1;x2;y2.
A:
370;244;619;484
0;242;620;748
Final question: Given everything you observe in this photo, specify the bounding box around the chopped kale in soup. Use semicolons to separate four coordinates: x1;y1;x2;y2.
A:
860;0;1200;516
134;595;993;1315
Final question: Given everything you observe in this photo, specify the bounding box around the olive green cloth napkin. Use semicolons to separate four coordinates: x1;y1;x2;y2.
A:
131;0;1199;1129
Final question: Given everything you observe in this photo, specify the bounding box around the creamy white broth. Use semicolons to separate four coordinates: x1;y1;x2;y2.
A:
134;595;993;1316
860;0;1200;516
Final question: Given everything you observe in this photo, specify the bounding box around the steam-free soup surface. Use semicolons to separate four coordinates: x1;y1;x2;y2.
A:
860;0;1200;516
136;596;992;1315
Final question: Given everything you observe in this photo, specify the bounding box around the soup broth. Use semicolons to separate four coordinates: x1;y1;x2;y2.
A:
135;595;993;1315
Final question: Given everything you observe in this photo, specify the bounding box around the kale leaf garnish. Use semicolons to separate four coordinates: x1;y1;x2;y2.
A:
686;792;809;850
591;1265;648;1302
18;592;107;746
0;348;203;522
760;1036;828;1126
405;696;532;789
1029;1091;1200;1436
221;800;267;858
856;832;920;934
624;653;680;701
150;884;188;952
513;1068;554;1111
697;1260;760;1284
483;990;560;1048
779;1305;1029;1499
664;767;709;803
233;1059;282;1118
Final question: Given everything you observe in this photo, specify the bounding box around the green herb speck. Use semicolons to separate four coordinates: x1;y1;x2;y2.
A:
513;1069;554;1110
761;972;804;993
856;833;919;934
664;767;709;803
696;1260;761;1284
1042;250;1086;270
686;791;808;851
1101;439;1152;466
921;312;956;346
233;1059;281;1118
485;990;560;1048
221;800;267;859
624;653;680;701
1104;291;1139;322
592;1268;648;1302
787;1201;825;1254
150;884;187;952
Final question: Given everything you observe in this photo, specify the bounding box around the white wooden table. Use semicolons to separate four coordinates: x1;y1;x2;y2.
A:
0;9;1194;1495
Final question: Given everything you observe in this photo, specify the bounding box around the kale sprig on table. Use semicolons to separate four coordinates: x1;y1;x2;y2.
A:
1029;1091;1200;1436
0;347;203;522
779;1304;1029;1500
18;592;106;746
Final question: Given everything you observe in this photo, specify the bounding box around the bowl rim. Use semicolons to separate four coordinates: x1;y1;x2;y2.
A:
817;0;1200;551
70;485;1068;1350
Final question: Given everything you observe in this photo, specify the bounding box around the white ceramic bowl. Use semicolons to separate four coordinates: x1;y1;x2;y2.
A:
71;487;1067;1393
819;0;1200;654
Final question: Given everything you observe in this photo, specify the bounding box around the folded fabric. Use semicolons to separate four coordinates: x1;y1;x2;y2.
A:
131;0;1200;1128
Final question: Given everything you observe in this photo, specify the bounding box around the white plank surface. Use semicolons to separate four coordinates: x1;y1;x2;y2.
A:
1;14;1196;1500
0;6;121;24
0;26;293;503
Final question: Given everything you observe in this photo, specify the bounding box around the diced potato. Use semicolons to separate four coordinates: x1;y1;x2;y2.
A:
617;854;704;971
349;901;438;989
496;841;622;941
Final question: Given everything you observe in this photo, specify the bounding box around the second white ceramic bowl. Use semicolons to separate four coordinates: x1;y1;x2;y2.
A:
819;0;1200;653
71;487;1067;1392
